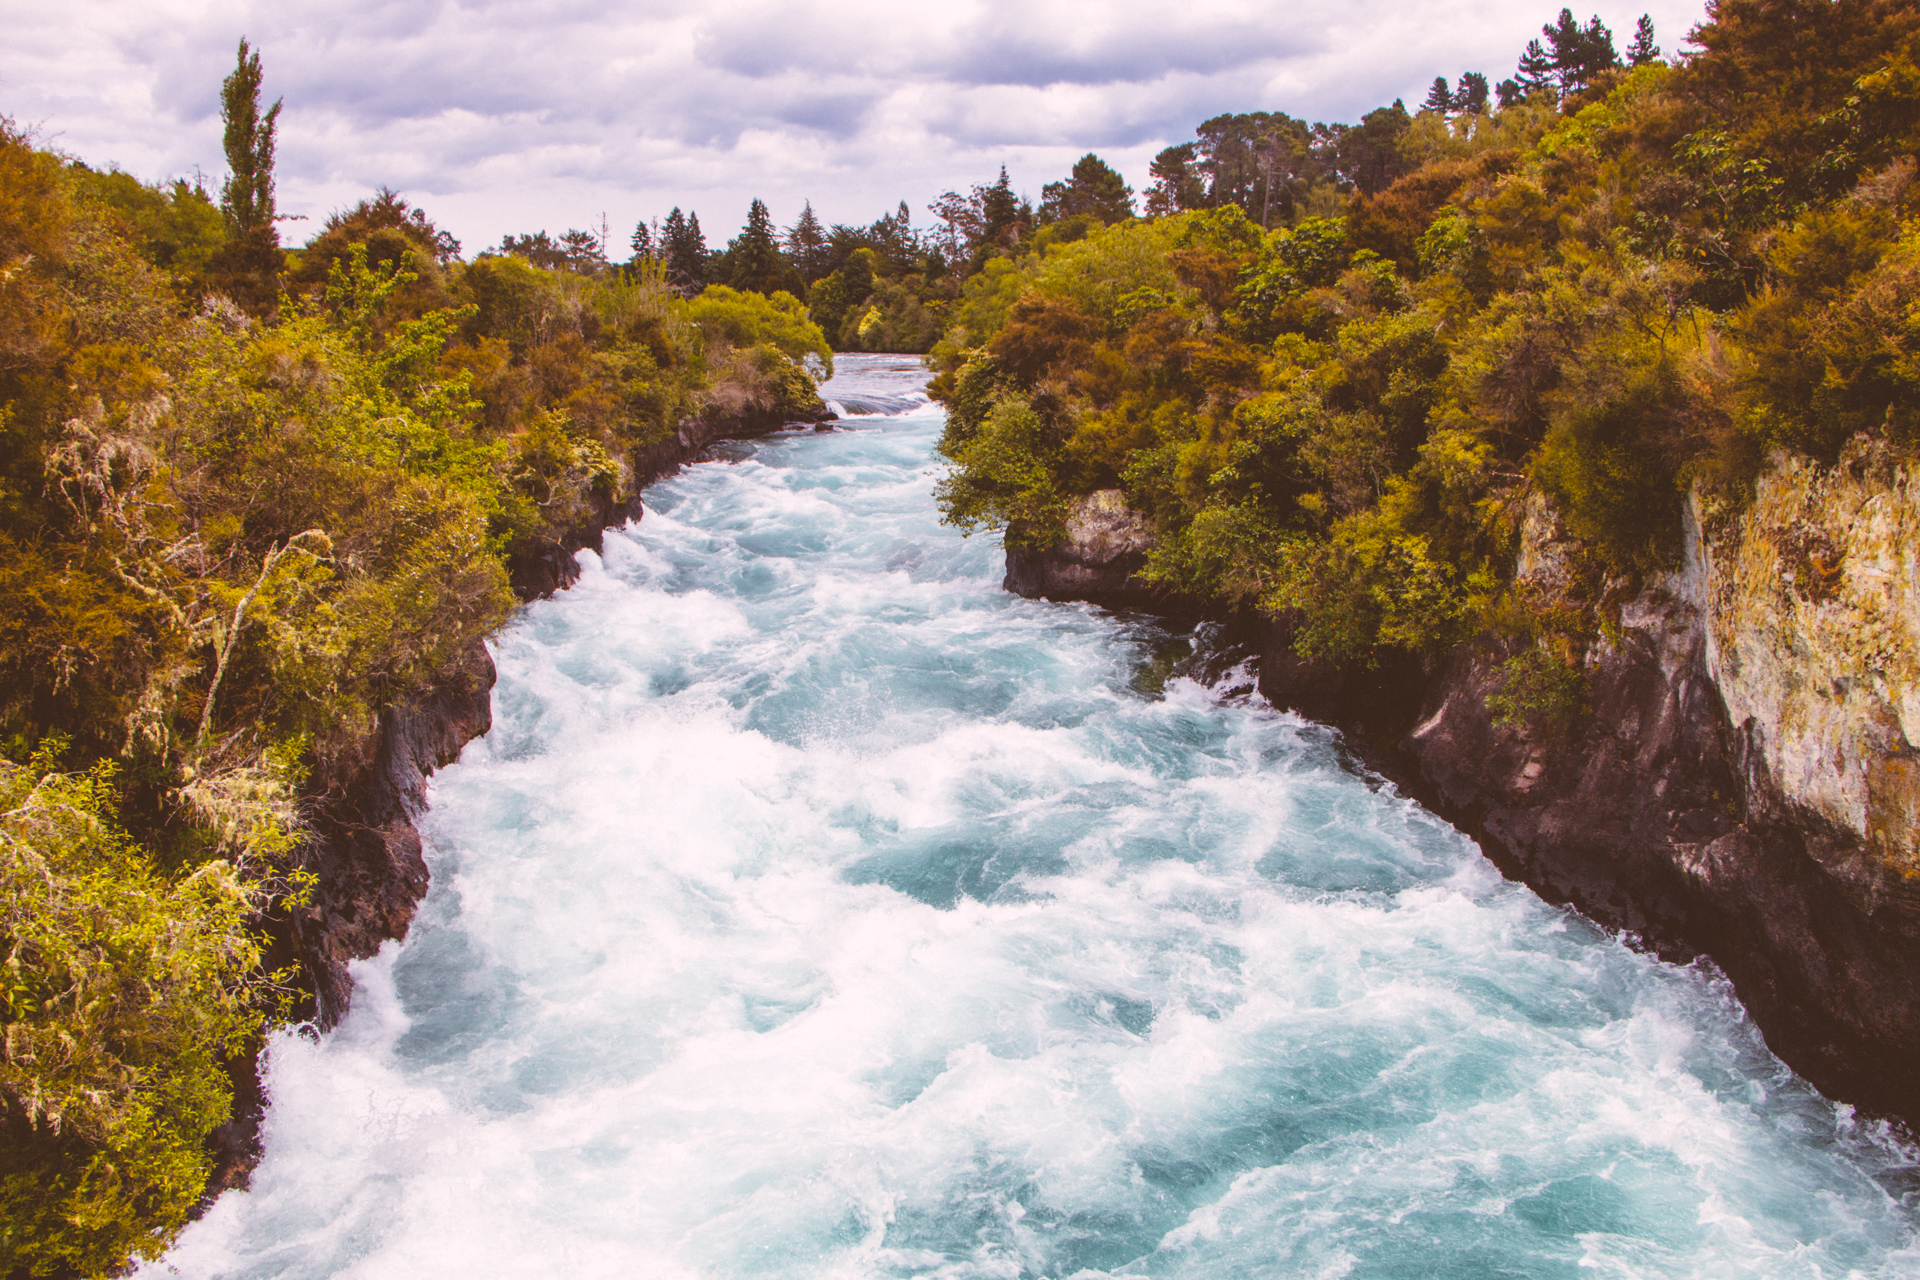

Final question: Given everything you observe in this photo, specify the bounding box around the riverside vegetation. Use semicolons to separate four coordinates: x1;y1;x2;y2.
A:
931;0;1919;711
3;0;1918;1272
0;41;831;1275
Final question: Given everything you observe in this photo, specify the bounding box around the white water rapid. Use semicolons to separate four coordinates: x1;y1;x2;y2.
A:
153;355;1919;1279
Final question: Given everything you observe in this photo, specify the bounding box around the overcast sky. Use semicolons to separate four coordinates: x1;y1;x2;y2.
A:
4;0;1710;255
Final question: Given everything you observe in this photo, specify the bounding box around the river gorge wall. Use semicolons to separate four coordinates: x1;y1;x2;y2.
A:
1005;459;1920;1129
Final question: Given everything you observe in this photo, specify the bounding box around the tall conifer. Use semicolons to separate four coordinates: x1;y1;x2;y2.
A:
662;207;706;294
1628;14;1661;65
214;38;283;313
728;199;785;295
785;201;829;282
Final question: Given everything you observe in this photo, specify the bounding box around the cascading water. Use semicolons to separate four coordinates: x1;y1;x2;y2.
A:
153;355;1918;1279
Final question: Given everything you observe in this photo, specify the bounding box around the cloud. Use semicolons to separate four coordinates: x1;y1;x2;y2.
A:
0;0;1714;251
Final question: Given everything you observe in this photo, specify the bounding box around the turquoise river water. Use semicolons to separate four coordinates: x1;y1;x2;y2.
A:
150;355;1920;1279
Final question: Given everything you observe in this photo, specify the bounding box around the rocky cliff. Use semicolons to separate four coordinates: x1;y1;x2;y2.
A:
1006;451;1920;1128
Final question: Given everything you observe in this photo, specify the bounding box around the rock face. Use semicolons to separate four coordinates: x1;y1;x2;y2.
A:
1696;440;1920;880
1394;494;1920;1123
296;638;498;1024
1006;463;1920;1126
1004;490;1163;610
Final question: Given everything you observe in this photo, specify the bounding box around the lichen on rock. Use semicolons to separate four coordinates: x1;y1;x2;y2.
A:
1697;439;1920;878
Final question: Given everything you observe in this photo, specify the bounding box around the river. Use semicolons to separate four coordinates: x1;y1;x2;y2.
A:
151;355;1919;1279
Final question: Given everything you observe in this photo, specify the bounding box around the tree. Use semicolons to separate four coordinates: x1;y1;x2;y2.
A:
1424;77;1455;114
1628;14;1661;65
1456;72;1492;114
979;168;1024;253
213;38;283;313
785;201;830;282
929;188;985;259
498;230;568;270
631;218;656;261
558;228;607;274
1039;153;1136;224
1516;38;1558;95
728;198;789;295
662;207;707;294
219;39;280;241
1145;143;1207;216
865;200;922;274
1335;101;1414;196
1525;9;1621;98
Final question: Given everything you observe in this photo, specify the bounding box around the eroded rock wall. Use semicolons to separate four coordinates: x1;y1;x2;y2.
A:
1401;491;1920;1122
1693;441;1920;882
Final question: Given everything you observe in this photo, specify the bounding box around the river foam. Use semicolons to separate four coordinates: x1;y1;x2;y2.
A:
151;355;1919;1279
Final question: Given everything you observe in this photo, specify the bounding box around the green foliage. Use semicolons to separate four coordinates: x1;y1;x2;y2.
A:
1487;642;1588;732
1039;154;1136;224
725;198;799;296
1734;209;1920;458
68;167;224;306
681;285;832;375
0;746;282;1277
1262;513;1490;663
934;393;1068;546
1140;502;1289;606
837;278;943;353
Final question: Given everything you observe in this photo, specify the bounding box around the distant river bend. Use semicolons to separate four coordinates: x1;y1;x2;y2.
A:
153;355;1920;1280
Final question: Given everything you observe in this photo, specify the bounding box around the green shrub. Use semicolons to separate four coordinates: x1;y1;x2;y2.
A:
680;285;832;375
0;748;282;1277
1487;643;1589;733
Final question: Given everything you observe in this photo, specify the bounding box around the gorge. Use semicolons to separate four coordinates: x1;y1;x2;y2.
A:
151;357;1920;1278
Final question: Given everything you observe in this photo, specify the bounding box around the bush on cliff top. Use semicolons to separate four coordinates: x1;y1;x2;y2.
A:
930;4;1920;670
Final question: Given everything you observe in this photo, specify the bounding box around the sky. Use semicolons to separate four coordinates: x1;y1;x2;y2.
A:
3;0;1711;256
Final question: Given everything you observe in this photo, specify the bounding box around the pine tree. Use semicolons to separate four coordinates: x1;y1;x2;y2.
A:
1516;38;1556;94
1424;77;1454;114
1455;72;1491;114
1628;14;1661;65
1531;9;1620;97
662;207;706;294
728;198;785;295
631;218;656;261
980;168;1020;249
558;228;607;274
785;201;829;282
1145;143;1206;216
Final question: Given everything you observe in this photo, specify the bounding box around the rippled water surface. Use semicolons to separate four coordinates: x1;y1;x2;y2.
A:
154;355;1920;1279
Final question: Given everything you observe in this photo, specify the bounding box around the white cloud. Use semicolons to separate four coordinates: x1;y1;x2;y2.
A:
0;0;1711;253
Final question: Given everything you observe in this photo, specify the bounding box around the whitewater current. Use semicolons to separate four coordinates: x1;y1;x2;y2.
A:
153;355;1920;1279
